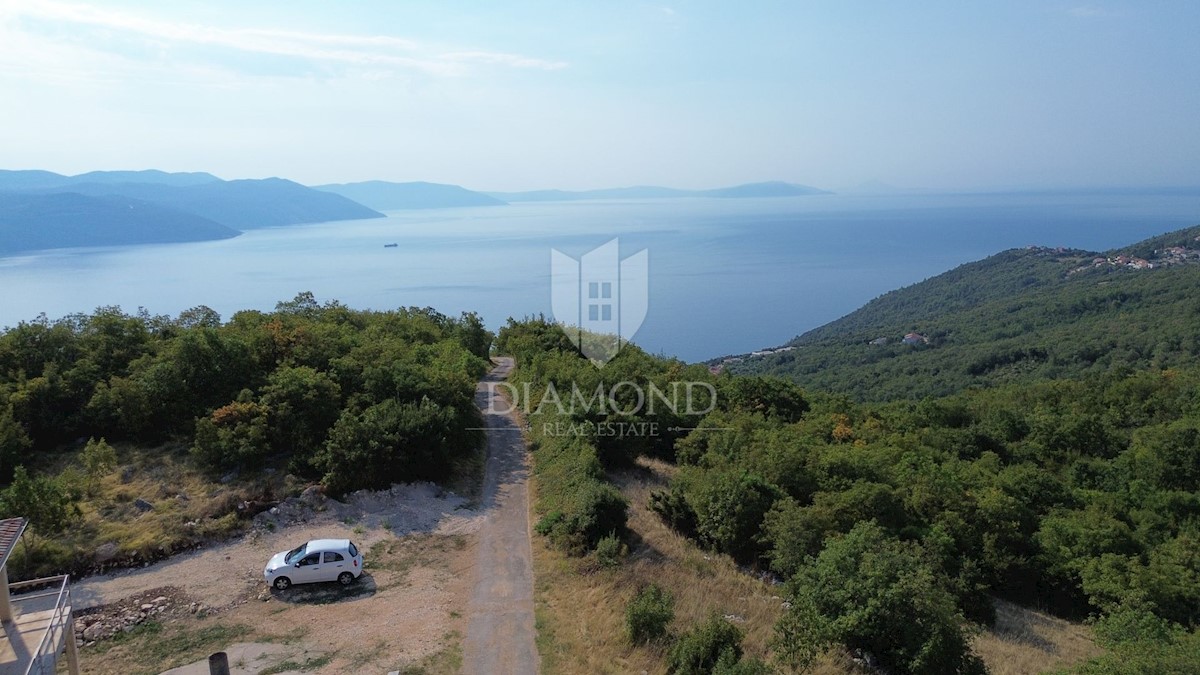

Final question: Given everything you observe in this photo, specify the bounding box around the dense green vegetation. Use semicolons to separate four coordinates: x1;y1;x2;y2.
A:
0;293;490;563
732;225;1200;401
500;294;1199;672
651;365;1200;671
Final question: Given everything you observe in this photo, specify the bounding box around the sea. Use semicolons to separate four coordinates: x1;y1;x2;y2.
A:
2;191;1199;362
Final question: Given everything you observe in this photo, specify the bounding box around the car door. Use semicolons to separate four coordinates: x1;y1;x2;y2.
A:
323;551;346;580
294;552;322;584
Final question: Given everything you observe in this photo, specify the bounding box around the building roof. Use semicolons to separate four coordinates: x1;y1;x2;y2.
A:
0;517;28;570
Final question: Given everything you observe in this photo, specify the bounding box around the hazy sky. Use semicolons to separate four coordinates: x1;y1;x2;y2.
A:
1;1;1198;191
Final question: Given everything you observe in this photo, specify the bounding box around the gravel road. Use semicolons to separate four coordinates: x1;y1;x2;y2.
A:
462;357;538;674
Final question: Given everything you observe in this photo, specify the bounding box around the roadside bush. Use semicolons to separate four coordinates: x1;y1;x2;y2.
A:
536;480;628;554
626;584;674;645
667;614;744;675
530;432;628;554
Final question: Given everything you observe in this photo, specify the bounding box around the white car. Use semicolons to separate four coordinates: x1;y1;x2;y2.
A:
263;538;363;590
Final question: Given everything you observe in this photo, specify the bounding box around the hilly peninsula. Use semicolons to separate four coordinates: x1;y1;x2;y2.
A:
0;170;385;255
0;192;239;255
727;224;1200;400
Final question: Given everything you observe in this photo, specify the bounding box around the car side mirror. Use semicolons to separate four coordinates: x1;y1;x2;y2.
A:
294;562;301;568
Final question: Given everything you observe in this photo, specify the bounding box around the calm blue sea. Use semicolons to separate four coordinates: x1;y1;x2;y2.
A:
2;192;1198;362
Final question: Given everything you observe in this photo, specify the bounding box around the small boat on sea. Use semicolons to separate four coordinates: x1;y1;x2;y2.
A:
384;243;398;248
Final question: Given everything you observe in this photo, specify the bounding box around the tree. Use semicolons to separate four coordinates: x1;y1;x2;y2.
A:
191;398;271;473
316;398;477;496
453;311;493;360
81;436;118;493
719;376;809;423
0;406;31;482
686;469;780;562
259;365;342;457
774;521;987;674
177;305;222;329
0;466;80;558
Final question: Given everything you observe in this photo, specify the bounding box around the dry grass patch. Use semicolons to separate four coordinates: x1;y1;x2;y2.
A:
81;619;257;675
974;599;1103;674
533;457;860;674
14;442;295;578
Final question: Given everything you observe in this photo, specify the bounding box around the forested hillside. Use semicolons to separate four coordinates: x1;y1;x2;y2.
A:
0;293;490;574
501;318;1199;673
730;225;1200;401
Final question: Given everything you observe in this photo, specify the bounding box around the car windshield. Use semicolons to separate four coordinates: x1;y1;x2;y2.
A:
348;542;358;557
283;543;307;564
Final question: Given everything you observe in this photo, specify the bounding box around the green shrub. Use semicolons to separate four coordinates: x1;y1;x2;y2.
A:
1065;605;1200;674
594;532;625;568
625;584;674;645
713;649;772;675
687;469;780;562
667;614;744;675
649;485;697;538
530;433;628;554
773;521;987;674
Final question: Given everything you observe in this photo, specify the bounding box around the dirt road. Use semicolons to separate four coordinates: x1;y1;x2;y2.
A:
462;357;539;674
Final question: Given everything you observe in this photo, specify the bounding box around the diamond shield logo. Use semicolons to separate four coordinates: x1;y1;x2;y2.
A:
550;239;648;366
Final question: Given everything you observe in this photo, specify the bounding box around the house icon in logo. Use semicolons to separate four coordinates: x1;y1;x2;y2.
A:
550;239;648;366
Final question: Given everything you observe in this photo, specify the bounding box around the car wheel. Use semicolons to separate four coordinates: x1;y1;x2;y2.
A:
273;576;291;591
338;572;354;586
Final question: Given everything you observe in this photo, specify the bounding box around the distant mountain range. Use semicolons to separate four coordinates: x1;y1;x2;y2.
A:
726;225;1200;401
313;179;829;209
0;170;384;255
0;169;831;256
313;181;506;210
486;181;830;202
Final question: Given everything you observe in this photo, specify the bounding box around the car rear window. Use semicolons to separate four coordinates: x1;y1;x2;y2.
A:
348;542;358;557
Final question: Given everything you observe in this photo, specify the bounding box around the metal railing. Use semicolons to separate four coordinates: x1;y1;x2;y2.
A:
8;575;72;675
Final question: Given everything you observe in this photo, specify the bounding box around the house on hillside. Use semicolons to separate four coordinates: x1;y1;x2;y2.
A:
0;518;79;675
902;332;929;345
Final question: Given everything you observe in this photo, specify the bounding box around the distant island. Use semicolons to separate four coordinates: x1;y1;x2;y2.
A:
486;180;830;202
313;181;506;210
0;169;384;256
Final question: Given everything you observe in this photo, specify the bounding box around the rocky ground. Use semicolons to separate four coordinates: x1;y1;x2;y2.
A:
69;482;485;674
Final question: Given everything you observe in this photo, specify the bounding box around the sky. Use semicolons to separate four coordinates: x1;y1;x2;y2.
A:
0;1;1198;192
